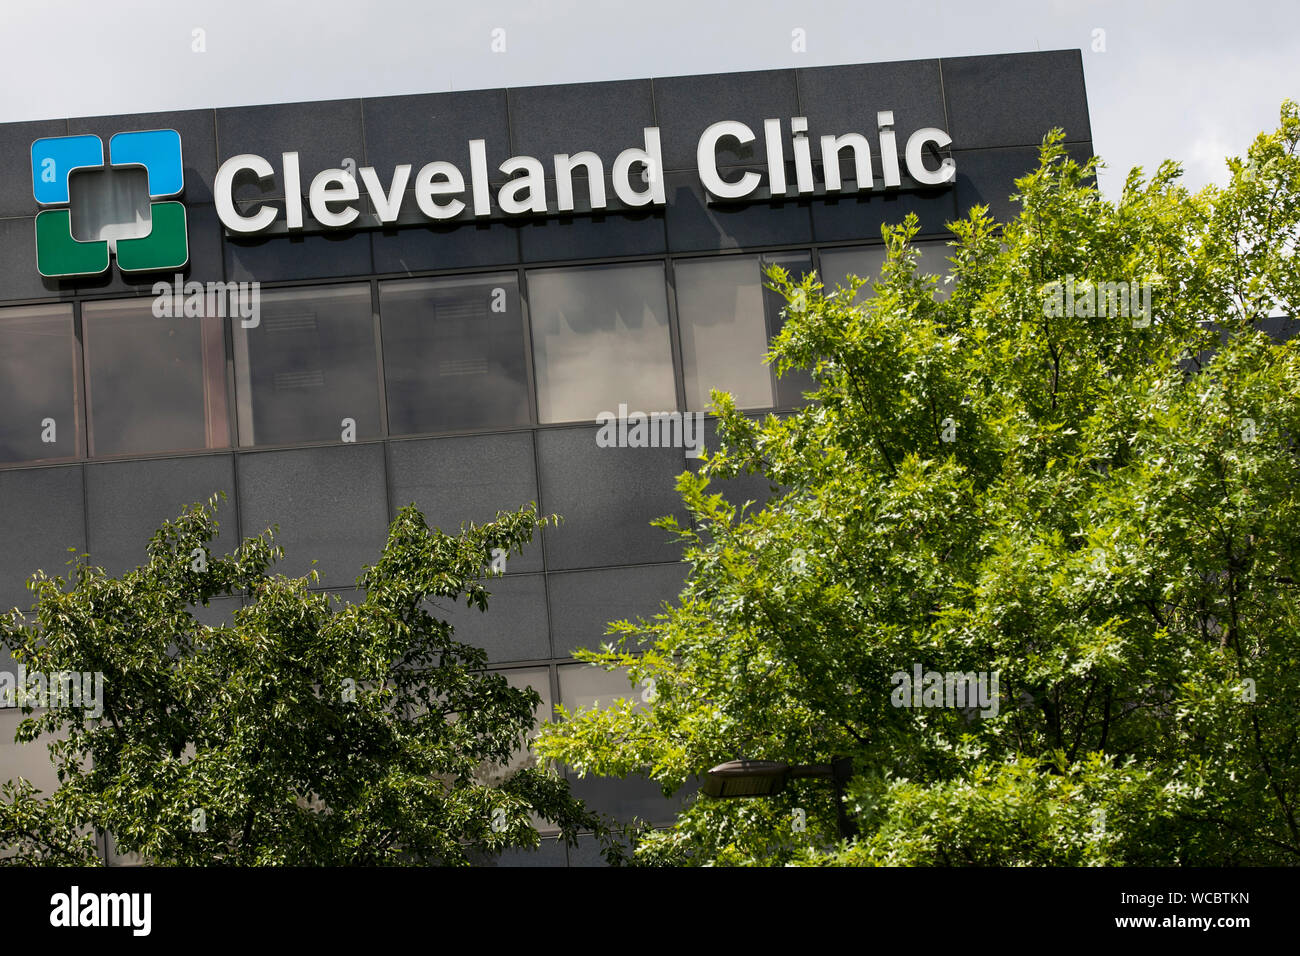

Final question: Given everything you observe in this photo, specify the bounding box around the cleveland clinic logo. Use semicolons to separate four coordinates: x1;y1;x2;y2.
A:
31;129;188;277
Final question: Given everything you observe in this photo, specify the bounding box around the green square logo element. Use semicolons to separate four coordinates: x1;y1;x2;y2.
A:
31;130;188;278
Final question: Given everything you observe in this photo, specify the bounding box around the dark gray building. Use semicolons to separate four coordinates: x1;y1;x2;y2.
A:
0;49;1092;864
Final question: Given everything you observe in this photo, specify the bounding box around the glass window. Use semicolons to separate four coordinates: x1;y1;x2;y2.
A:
557;662;644;714
675;256;776;411
82;298;228;457
674;252;814;412
233;284;380;446
0;304;80;464
0;708;63;798
526;262;676;424
472;667;553;782
379;274;530;435
819;241;952;305
499;667;553;749
493;666;556;833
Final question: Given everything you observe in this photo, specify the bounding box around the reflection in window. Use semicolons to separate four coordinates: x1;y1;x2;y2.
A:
553;670;681;826
675;252;815;412
0;709;62;797
526;263;676;424
82;299;227;457
481;667;556;835
233;285;380;446
818;241;951;305
379;274;530;436
557;662;643;714
0;304;79;464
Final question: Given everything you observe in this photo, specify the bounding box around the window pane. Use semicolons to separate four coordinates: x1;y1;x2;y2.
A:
527;263;676;424
494;666;555;833
675;256;775;411
83;299;227;457
557;662;643;714
0;304;79;464
379;274;529;435
233;285;380;446
819;241;951;305
675;252;814;412
0;709;63;799
761;252;815;409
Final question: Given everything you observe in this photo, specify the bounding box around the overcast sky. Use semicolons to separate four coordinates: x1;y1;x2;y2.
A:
2;0;1296;197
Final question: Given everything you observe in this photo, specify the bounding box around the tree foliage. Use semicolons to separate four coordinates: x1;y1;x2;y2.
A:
1;498;620;865
535;102;1300;866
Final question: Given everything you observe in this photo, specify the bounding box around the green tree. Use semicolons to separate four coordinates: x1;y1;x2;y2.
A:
1;497;621;865
535;103;1300;866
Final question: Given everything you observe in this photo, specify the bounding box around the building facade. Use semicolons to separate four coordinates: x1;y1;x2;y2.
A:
0;50;1092;865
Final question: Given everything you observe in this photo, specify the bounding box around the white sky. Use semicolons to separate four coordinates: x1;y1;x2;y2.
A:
2;0;1297;198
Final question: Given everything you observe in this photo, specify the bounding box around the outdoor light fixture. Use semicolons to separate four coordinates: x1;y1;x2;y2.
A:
701;760;797;798
702;756;857;838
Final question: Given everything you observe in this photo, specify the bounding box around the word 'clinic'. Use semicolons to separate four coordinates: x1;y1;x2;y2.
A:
215;113;955;233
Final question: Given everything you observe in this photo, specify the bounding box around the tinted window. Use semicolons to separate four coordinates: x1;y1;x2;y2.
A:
675;256;776;411
379;274;530;435
82;299;227;457
761;252;816;410
526;263;676;424
557;663;643;714
819;241;952;304
233;284;380;446
494;666;555;832
0;304;79;464
675;252;814;411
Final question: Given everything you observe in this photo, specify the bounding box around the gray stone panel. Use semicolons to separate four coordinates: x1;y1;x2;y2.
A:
0;708;63;795
215;99;366;203
566;833;619;867
811;187;956;244
535;425;690;571
0;119;67;219
471;837;568;867
188;595;242;628
236;443;389;589
508;79;656;167
0;465;84;614
518;210;666;263
652;69;799;173
952;142;1094;225
84;454;236;577
665;171;813;253
363;88;513;186
0;217;67;303
547;563;687;656
371;220;518;275
796;59;947;167
225;229;372;283
566;772;690;827
431;571;549;664
387;432;543;574
942;50;1092;149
